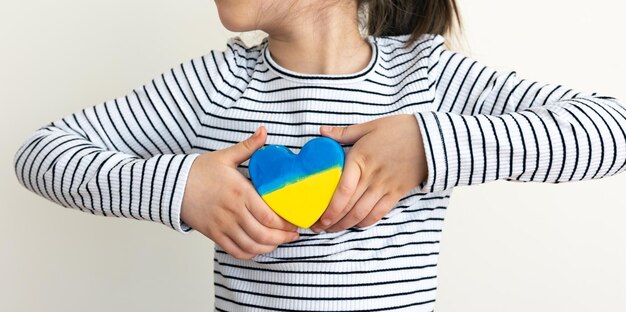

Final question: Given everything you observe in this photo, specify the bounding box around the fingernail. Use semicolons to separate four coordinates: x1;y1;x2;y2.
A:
320;126;333;133
252;127;260;138
291;234;299;241
321;219;331;226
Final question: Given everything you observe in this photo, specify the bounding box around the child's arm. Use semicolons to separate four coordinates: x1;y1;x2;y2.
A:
13;62;204;233
413;34;626;194
12;39;298;256
312;34;626;232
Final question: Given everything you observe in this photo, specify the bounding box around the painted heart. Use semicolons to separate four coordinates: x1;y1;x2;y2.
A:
248;137;345;228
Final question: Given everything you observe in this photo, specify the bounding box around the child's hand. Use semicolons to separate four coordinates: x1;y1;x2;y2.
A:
311;114;428;233
181;126;299;260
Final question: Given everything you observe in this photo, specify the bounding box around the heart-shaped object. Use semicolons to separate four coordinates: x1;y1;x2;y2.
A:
249;137;345;228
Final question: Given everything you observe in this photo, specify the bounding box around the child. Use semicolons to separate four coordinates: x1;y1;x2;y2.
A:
13;0;626;311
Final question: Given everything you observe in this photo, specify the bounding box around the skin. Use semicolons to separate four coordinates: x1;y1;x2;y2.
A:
311;116;427;233
181;127;300;260
180;0;428;260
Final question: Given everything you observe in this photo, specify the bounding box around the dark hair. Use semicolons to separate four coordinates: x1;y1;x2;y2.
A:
357;0;463;50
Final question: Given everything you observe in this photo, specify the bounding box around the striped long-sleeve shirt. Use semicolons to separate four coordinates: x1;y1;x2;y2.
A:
13;33;626;311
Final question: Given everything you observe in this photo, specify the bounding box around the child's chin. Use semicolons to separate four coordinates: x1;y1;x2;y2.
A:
213;0;263;33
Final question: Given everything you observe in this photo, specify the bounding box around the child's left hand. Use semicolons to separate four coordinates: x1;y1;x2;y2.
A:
310;114;428;233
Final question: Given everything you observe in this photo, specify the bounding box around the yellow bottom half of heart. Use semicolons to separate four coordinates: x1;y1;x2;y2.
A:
261;166;342;229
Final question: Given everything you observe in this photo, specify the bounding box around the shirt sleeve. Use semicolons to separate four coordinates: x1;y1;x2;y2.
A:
11;43;239;233
413;34;626;194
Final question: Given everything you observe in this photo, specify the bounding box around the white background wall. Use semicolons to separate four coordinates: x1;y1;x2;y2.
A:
1;0;624;311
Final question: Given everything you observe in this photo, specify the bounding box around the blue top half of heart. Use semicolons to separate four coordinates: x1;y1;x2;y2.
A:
248;137;345;196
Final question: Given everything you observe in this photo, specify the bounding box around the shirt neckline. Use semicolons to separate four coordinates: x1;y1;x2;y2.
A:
261;35;379;84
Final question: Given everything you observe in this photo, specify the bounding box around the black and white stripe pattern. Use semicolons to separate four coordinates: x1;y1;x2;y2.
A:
414;39;626;193
13;33;626;311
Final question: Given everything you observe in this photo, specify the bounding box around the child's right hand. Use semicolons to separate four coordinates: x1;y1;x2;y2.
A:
180;126;299;260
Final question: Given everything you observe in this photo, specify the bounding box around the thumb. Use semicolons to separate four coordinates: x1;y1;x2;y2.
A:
320;123;370;144
223;125;267;166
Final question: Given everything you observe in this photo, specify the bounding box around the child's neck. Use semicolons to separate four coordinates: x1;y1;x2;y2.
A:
264;6;372;76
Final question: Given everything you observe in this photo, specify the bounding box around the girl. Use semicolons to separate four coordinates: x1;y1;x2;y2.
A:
13;0;626;311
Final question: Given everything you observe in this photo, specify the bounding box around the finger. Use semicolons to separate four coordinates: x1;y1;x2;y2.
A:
222;125;267;166
228;226;278;256
246;188;298;231
312;178;367;232
214;232;255;260
240;203;300;246
327;187;383;232
312;157;362;230
319;122;373;144
357;193;397;228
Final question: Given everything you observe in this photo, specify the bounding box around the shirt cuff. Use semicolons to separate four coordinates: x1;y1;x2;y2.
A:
169;153;201;234
413;112;448;193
